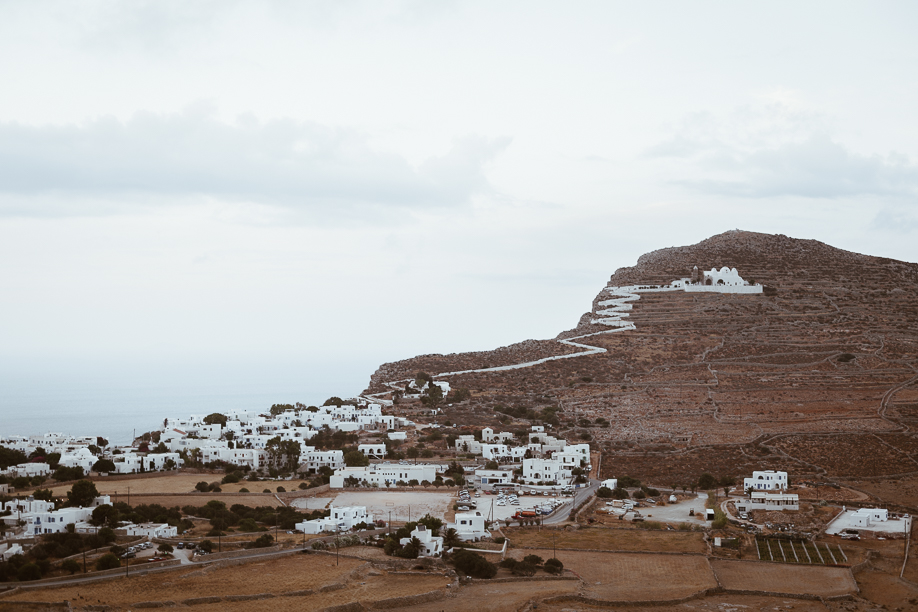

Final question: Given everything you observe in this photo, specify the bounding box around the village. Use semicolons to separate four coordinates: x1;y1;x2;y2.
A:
1;383;913;611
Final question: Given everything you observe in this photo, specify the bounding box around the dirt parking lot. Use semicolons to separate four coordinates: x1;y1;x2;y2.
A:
292;490;455;522
711;558;857;597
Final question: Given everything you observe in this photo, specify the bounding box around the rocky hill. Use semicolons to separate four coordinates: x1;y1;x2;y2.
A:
365;231;918;498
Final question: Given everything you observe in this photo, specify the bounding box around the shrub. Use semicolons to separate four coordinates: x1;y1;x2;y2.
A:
239;487;249;493
198;540;214;553
597;486;613;498
61;559;81;575
96;553;120;571
544;558;563;574
17;562;42;581
513;561;536;576
523;554;543;566
276;486;286;492
98;527;116;543
248;534;274;549
195;481;209;492
450;549;497;579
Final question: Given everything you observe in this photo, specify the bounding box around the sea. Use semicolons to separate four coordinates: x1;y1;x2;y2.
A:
0;356;378;446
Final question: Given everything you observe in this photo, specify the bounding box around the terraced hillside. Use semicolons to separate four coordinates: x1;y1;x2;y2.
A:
365;231;918;489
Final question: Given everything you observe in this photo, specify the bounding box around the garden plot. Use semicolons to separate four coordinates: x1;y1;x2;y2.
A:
754;538;848;565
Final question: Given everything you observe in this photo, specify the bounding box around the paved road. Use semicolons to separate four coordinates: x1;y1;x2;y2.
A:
543;479;597;525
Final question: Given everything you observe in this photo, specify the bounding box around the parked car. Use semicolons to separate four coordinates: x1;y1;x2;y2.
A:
177;542;184;549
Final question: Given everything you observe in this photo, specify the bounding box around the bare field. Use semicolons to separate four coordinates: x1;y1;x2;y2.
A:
402;580;580;612
510;549;716;601
505;526;706;554
46;473;309;499
711;559;857;597
536;593;832;612
6;554;449;612
118;493;283;509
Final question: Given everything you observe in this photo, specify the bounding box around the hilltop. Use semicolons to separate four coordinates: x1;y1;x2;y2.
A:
365;231;918;502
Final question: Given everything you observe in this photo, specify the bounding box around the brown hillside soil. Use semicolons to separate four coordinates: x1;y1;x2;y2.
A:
368;231;918;490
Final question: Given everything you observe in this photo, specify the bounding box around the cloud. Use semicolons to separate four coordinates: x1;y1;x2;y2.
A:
0;108;510;218
673;134;918;198
647;103;918;199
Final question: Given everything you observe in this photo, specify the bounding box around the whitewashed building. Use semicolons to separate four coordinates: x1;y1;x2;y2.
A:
447;511;489;542
358;443;386;459
400;524;442;557
735;492;799;513
743;470;788;492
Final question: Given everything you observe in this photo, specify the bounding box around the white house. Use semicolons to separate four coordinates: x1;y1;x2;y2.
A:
481;428;515;444
447;511;489;542
58;448;97;472
122;523;178;538
735;492;799;513
328;506;372;530
522;458;568;485
475;469;511;485
329;463;439;488
301;449;344;474
454;435;482;455
0;543;23;561
2;462;51;478
387;431;407;441
600;478;618;490
851;507;889;527
358;443;386;459
296;506;372;534
399;524;442;557
480;444;513;461
743;470;788;492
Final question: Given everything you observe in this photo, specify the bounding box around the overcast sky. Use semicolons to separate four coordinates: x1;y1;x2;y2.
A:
1;2;916;397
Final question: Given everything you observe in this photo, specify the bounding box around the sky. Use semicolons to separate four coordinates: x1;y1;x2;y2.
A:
1;1;917;412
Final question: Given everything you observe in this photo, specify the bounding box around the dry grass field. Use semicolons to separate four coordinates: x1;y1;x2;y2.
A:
47;473;307;498
536;593;833;612
402;580;581;612
505;526;706;554
711;559;857;597
509;549;716;601
4;553;450;612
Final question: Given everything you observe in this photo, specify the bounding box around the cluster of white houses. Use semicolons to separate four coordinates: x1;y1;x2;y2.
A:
2;400;414;479
1;495;178;539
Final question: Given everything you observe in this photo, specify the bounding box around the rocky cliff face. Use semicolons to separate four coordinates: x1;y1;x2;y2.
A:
364;231;918;487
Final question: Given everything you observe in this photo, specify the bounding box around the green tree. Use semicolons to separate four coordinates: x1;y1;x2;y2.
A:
344;451;369;467
323;397;344;407
17;563;43;581
265;437;301;471
406;447;420;459
270;404;294;416
157;543;174;554
61;559;81;575
422;383;444;408
0;445;29;469
697;473;716;490
92;459;116;473
96;553;120;571
449;549;496;579
202;413;228;427
91;504;120;528
66;479;99;507
597;486;613;498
